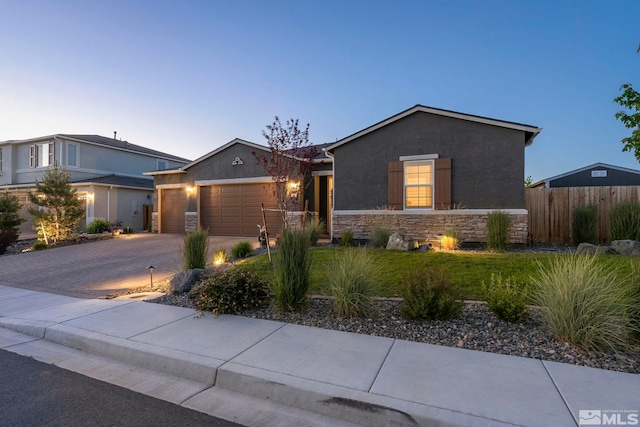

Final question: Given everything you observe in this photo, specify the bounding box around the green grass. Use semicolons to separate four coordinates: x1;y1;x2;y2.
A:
236;247;637;300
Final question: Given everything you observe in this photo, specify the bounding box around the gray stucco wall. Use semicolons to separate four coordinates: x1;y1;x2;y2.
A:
330;112;526;210
186;144;271;181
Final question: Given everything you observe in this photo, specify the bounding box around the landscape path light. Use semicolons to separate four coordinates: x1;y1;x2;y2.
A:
146;265;155;291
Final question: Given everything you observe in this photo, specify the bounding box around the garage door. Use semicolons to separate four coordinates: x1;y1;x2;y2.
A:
160;188;187;233
200;184;284;236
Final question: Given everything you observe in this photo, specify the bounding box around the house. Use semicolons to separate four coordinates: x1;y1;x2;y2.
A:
148;105;541;245
324;105;541;244
145;138;332;236
530;163;640;188
0;134;190;235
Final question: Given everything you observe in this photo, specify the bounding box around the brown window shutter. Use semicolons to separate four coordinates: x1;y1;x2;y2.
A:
434;158;451;210
388;161;403;209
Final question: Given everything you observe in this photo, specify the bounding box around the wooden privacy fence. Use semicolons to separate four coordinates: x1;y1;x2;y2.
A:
525;186;640;244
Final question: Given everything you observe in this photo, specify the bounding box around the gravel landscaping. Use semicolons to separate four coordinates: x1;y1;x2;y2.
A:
149;290;640;375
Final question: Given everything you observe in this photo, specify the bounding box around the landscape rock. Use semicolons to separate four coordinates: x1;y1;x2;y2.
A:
170;268;204;294
611;240;640;257
575;243;615;255
386;232;418;251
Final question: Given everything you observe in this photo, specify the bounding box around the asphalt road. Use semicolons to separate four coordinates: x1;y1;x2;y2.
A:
0;349;242;427
0;234;255;298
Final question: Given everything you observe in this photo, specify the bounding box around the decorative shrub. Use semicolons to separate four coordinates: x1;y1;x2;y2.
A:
272;227;312;311
181;228;209;270
191;268;271;316
121;226;135;234
326;248;379;317
32;241;48;251
399;267;463;320
486;210;509;252
231;241;253;259
85;219;112;234
610;202;640;241
571;205;598;245
482;273;529;322
370;227;391;248
440;229;461;251
339;230;356;247
0;229;18;255
306;217;326;246
531;254;638;352
212;247;227;265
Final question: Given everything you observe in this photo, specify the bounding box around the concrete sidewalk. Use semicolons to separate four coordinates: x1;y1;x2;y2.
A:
0;285;638;427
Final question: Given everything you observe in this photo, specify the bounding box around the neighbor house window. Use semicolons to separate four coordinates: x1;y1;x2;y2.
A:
157;159;168;170
67;143;77;167
29;142;55;168
404;160;433;209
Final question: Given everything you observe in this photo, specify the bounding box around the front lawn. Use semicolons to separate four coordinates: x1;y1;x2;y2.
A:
237;247;637;300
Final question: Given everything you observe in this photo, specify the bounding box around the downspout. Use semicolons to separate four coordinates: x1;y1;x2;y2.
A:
324;148;335;242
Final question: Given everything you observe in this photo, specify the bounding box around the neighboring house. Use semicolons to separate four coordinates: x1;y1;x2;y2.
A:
145;138;332;236
0;134;190;235
324;105;541;244
147;105;541;245
530;163;640;188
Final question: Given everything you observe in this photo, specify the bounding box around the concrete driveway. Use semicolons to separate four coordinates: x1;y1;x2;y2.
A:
0;234;257;299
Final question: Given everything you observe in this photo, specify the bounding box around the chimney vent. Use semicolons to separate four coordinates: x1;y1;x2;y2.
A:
114;131;117;140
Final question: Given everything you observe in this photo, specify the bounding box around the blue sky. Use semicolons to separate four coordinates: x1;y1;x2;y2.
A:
1;0;638;182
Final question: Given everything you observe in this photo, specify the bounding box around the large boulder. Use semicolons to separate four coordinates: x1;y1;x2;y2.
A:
575;243;615;255
170;268;204;294
386;232;418;251
611;240;640;257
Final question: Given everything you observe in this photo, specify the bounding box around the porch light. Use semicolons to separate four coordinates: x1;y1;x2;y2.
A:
186;186;195;195
86;193;94;200
287;181;300;198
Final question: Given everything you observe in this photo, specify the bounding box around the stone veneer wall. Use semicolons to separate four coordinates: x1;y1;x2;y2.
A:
332;210;528;245
185;212;198;233
151;212;158;233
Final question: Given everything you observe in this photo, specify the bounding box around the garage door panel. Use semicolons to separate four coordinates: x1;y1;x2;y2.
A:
161;189;187;234
201;184;284;236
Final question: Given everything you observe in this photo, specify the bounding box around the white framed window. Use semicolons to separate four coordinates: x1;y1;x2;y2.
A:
591;170;607;178
67;143;77;167
404;160;434;209
29;142;55;168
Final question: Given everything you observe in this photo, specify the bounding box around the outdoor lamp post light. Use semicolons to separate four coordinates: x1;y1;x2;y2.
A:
146;265;155;290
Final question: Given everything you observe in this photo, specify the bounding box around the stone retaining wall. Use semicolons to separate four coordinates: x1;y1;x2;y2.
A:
332;210;528;245
185;212;198;233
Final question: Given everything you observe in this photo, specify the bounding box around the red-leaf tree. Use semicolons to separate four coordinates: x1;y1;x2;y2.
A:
253;116;320;227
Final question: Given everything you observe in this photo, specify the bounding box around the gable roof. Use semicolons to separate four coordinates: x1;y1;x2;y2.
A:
325;105;542;153
0;134;190;163
531;162;640;188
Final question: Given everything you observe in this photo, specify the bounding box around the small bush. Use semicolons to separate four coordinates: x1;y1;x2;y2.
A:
0;229;18;255
486;211;509;252
231;241;253;259
32;241;48;251
339;230;356;247
306;217;326;246
272;227;312;311
212;247;227;265
121;226;135;234
482;273;529;322
370;227;391;248
610;202;640;241
531;254;638;352
326;248;379;318
192;268;271;316
85;219;112;234
440;229;461;251
399;267;463;320
181;228;209;270
571;205;598;245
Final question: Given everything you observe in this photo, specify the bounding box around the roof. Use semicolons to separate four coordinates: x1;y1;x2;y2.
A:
325;104;542;153
72;174;154;189
531;162;640;188
0;134;191;163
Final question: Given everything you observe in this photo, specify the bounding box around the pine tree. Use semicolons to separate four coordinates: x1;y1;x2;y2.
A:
28;164;85;244
0;193;25;254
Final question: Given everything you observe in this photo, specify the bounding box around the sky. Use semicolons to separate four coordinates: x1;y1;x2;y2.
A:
1;0;639;182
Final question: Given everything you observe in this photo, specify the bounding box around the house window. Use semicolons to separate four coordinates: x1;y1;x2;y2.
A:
157;159;168;170
29;142;55;168
67;143;77;167
591;170;607;178
404;160;433;209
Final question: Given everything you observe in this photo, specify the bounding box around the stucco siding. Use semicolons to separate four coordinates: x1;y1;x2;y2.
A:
331;112;526;210
187;144;269;181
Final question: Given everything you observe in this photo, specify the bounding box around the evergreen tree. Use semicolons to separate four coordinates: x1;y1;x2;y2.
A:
0;193;25;254
28;164;85;244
